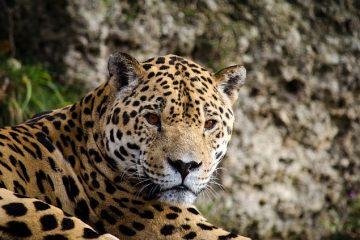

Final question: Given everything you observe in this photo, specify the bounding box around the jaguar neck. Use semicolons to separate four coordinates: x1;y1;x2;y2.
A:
78;81;139;193
77;81;115;177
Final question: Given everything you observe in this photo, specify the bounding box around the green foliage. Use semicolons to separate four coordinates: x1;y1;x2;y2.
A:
0;58;83;126
325;195;360;240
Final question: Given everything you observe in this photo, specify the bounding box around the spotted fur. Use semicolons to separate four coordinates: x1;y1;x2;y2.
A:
0;52;248;239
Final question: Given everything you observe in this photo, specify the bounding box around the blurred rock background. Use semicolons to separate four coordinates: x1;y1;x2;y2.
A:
1;0;359;239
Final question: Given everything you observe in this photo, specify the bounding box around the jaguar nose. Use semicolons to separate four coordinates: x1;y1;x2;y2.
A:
167;158;202;181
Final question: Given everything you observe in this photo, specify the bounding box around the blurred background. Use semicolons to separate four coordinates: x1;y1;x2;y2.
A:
0;0;359;239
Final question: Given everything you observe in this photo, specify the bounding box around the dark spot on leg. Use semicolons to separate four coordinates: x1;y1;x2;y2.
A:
40;214;58;231
33;201;51;211
2;202;27;216
44;234;68;240
83;228;100;238
61;218;75;230
0;221;32;237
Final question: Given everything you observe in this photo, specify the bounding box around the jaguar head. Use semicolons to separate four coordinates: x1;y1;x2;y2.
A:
104;52;246;204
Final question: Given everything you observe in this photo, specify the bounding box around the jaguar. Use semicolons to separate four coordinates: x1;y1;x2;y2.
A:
0;52;248;239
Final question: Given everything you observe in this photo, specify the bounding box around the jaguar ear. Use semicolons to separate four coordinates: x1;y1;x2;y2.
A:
108;52;144;90
214;65;246;104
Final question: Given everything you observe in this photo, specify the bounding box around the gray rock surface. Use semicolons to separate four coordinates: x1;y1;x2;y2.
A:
1;0;359;239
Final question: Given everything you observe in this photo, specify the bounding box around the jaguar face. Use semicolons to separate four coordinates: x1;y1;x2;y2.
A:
104;53;246;204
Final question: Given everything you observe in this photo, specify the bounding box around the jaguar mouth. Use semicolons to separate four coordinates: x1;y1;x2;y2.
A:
136;174;198;203
140;182;197;199
158;185;197;204
162;184;197;195
134;172;201;204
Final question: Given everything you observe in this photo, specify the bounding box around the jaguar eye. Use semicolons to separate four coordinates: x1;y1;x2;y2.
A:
145;113;161;127
204;119;217;131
